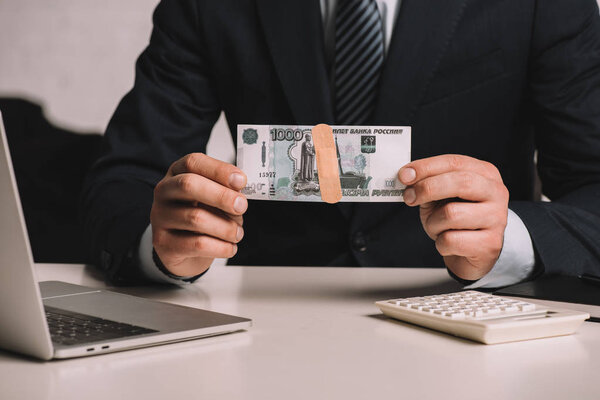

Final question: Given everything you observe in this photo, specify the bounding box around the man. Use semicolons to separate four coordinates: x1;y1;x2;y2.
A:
81;0;600;286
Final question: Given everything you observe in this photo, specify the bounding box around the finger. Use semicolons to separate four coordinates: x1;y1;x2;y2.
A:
153;204;244;243
156;173;248;215
404;171;500;206
154;229;238;259
169;153;247;190
227;213;244;226
444;256;491;281
398;154;501;185
435;230;503;261
198;204;243;226
424;201;505;239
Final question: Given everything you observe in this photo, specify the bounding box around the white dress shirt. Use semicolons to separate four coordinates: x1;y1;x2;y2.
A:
138;0;536;287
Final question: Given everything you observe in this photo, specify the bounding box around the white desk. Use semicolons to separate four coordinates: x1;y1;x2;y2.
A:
1;264;598;400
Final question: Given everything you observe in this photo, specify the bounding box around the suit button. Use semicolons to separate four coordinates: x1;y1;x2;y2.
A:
352;232;368;252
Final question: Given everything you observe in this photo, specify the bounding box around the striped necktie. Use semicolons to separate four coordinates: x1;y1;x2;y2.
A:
334;0;384;125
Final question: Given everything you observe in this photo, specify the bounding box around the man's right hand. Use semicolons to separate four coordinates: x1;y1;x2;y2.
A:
150;153;248;277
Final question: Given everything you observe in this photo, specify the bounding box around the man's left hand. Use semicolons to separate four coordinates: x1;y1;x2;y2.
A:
398;155;509;281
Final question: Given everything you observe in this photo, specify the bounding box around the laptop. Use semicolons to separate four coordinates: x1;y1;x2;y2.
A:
0;112;251;360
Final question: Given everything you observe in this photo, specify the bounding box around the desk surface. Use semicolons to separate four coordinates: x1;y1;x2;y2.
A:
1;264;598;400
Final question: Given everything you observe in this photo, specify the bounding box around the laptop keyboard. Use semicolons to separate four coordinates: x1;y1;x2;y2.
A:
45;306;158;346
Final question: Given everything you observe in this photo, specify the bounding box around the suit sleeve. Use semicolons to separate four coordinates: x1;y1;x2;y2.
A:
510;0;600;277
80;0;221;284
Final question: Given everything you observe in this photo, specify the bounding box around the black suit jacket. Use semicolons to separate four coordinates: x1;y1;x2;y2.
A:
81;0;600;284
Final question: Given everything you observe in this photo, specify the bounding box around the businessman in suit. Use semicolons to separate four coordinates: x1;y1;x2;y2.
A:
81;0;600;286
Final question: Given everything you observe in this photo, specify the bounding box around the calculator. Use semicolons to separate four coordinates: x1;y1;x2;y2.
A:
376;291;589;344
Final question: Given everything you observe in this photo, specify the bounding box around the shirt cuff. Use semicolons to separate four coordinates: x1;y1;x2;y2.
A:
138;224;198;285
465;209;536;289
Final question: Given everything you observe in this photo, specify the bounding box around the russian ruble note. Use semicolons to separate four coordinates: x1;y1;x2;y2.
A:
237;125;411;202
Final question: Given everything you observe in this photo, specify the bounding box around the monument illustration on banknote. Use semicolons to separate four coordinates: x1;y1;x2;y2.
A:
294;132;319;194
237;125;411;202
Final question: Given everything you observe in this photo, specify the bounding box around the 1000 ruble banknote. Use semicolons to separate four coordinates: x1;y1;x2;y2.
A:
237;125;411;202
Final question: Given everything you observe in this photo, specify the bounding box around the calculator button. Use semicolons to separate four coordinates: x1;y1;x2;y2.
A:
518;304;536;312
445;312;466;319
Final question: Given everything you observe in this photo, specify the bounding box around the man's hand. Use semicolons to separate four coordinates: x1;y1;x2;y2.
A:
150;153;248;277
398;155;509;281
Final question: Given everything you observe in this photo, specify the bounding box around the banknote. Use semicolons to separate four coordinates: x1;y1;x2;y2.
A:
237;125;411;202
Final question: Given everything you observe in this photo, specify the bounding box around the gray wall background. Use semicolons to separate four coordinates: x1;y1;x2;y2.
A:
1;1;599;163
0;0;234;162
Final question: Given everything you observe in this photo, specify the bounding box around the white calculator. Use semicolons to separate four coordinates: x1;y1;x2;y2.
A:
376;291;589;344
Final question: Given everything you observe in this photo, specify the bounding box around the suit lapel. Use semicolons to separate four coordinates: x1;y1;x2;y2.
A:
352;0;468;225
373;0;468;125
256;0;334;125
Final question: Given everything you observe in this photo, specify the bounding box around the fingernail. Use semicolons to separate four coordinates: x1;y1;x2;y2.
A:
233;196;248;213
404;188;416;204
399;168;416;184
236;226;244;242
229;172;246;189
231;244;238;257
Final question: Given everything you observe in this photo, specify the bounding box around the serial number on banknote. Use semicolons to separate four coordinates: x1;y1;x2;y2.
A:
237;125;411;203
